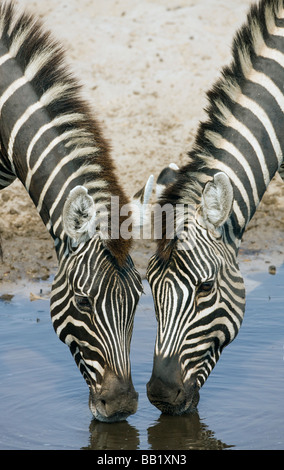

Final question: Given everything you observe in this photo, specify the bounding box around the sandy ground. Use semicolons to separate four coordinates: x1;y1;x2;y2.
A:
0;0;283;291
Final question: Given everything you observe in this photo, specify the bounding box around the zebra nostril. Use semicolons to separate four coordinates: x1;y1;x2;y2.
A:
100;399;106;407
174;387;185;405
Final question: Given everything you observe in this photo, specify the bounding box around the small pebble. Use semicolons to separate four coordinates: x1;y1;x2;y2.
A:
0;293;14;302
268;265;276;275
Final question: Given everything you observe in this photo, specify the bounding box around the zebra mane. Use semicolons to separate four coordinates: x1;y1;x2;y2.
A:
156;0;283;258
0;1;132;265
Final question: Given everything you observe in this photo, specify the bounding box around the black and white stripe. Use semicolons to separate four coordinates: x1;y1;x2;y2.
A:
147;0;283;415
0;2;143;422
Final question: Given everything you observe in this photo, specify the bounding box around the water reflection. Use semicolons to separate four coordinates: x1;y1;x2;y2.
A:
84;419;139;450
84;411;232;450
147;413;232;450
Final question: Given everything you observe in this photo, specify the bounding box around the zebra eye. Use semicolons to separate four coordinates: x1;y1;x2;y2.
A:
75;295;92;311
197;280;214;295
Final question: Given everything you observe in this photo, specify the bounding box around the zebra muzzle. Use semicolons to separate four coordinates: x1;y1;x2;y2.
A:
88;368;138;423
146;354;199;415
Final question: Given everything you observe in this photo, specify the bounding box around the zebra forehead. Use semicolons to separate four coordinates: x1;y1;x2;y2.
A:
149;246;222;291
175;249;219;280
157;221;224;264
68;241;142;295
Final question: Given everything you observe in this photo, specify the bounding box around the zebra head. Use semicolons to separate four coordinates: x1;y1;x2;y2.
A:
50;185;146;423
147;170;246;415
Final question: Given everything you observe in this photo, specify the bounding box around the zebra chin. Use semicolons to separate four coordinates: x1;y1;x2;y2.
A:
147;383;200;416
87;368;138;423
146;355;200;416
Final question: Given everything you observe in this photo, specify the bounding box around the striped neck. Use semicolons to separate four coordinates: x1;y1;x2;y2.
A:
159;0;284;252
202;2;284;233
0;2;131;265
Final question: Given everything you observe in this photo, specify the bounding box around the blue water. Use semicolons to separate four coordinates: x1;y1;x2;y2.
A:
0;265;283;450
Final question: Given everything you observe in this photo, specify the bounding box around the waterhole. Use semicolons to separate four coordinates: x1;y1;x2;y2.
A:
0;264;283;450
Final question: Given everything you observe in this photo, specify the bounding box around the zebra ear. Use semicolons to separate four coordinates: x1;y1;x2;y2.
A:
200;172;233;233
156;163;179;199
132;174;154;227
62;186;97;244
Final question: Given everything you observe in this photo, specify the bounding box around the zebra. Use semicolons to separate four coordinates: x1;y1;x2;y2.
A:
146;0;284;415
0;2;146;423
155;163;179;199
